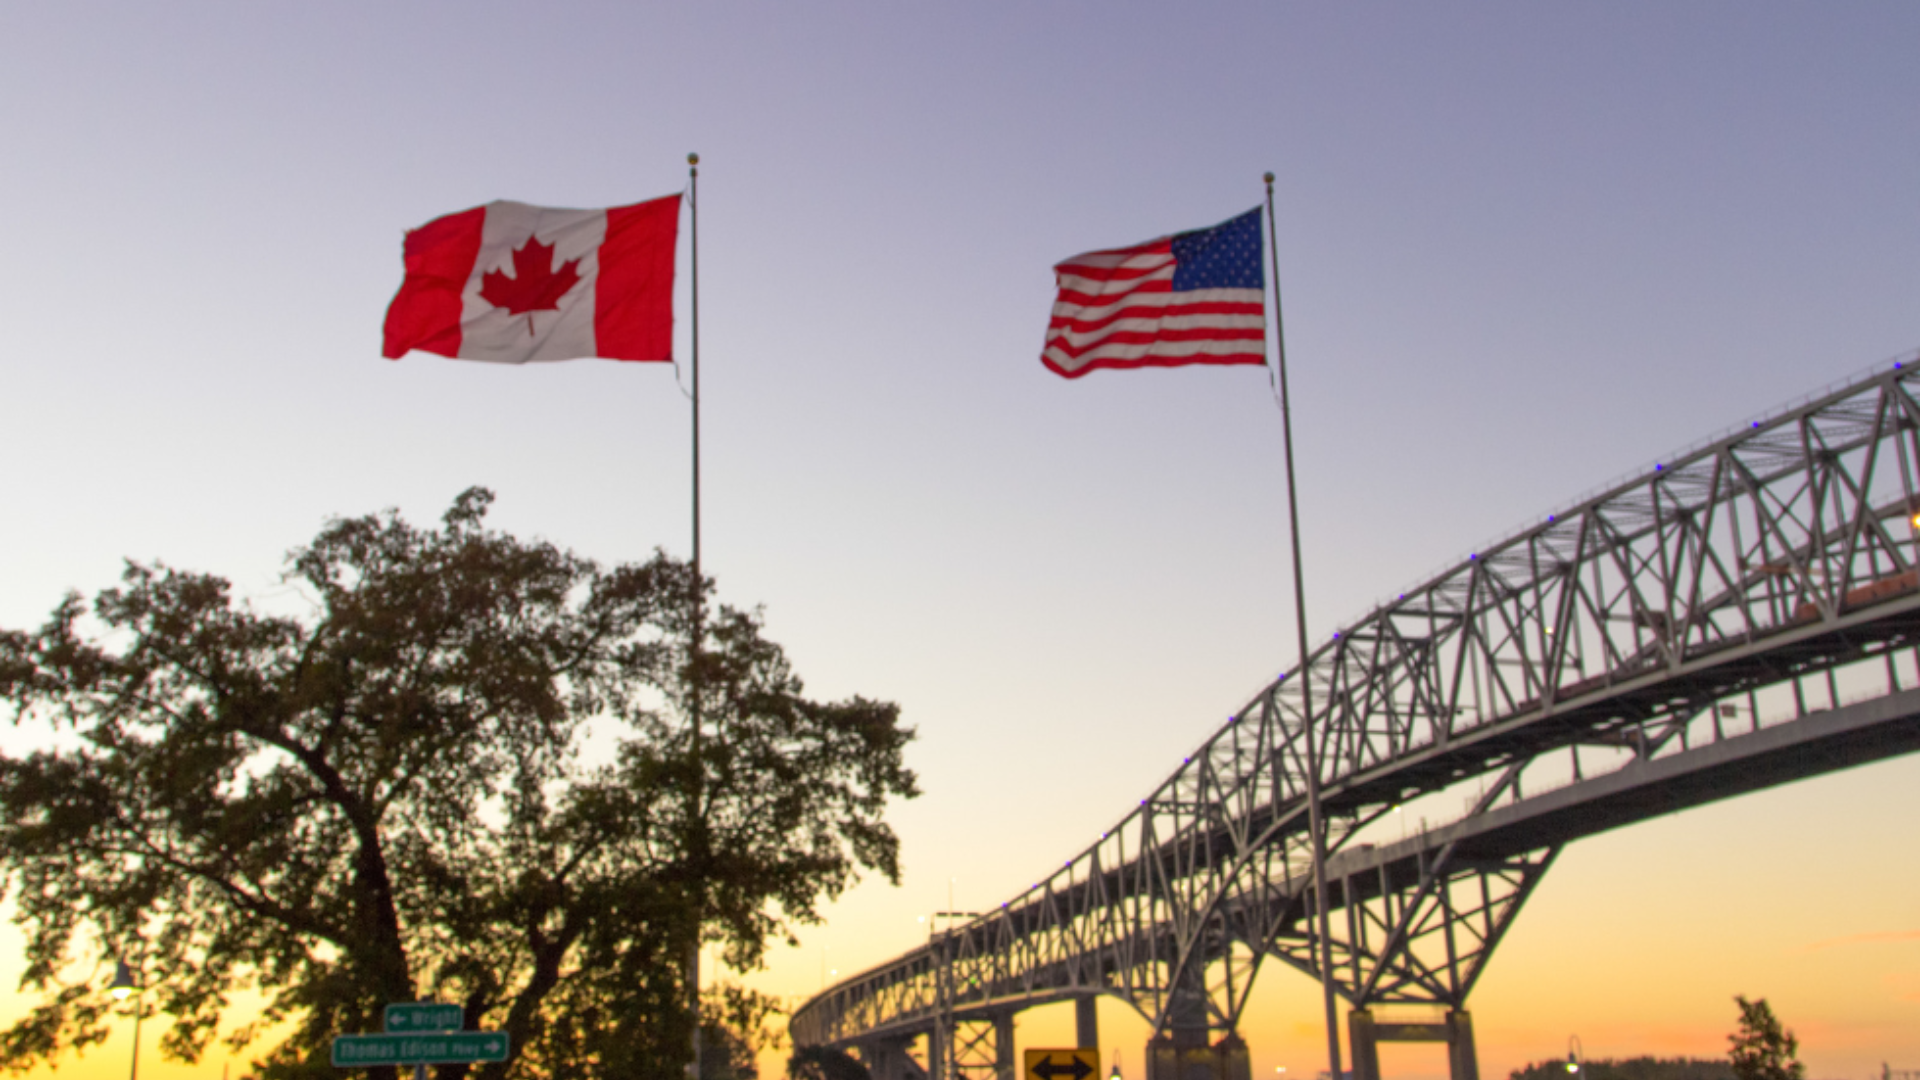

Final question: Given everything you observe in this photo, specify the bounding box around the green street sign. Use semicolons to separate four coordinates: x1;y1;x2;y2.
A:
383;1002;463;1032
331;1032;509;1068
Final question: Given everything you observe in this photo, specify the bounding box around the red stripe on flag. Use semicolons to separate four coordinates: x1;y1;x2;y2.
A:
594;193;682;363
1044;351;1267;380
382;206;485;360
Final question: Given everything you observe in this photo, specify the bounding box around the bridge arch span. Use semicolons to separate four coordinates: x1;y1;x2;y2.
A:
792;354;1920;1080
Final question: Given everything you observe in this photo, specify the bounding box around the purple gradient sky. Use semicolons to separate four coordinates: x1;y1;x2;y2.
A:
3;3;1918;1078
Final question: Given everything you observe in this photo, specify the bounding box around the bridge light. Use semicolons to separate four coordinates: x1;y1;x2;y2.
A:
1909;510;1920;531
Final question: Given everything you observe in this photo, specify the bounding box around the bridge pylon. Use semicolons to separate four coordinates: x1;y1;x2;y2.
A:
1138;948;1253;1080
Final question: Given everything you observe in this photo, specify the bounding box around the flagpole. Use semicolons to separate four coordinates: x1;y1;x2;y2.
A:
688;169;702;571
686;150;704;1080
1265;171;1344;1080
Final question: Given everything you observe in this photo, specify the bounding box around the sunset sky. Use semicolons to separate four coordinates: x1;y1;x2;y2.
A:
2;3;1918;1079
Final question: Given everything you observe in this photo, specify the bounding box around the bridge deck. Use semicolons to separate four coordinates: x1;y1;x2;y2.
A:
1330;681;1920;891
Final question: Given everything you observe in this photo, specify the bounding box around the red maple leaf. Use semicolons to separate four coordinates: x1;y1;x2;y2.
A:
479;234;583;335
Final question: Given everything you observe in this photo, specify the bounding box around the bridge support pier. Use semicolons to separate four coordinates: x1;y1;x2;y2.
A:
858;1036;928;1080
1447;1013;1478;1080
1348;1010;1477;1080
1076;996;1098;1052
997;1013;1016;1080
1144;954;1251;1080
1145;1032;1249;1080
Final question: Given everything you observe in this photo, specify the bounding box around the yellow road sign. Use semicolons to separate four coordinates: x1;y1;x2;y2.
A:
1025;1048;1099;1080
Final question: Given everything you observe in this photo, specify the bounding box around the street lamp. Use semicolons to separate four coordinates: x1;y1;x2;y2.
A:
109;961;136;1000
1567;1036;1584;1078
108;959;142;1080
1109;1049;1122;1080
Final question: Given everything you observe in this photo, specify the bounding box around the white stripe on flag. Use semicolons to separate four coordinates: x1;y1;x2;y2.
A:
1045;313;1268;349
1055;249;1173;273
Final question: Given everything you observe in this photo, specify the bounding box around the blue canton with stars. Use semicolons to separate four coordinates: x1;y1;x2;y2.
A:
1169;207;1264;291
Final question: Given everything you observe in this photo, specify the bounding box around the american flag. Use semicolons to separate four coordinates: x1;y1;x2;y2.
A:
1041;207;1267;379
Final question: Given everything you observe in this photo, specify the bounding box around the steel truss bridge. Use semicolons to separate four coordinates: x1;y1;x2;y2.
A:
791;358;1920;1080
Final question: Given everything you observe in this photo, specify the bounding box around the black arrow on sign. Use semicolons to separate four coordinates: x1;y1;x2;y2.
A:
1033;1056;1094;1080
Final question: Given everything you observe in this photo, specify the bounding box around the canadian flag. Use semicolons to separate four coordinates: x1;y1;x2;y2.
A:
382;194;681;364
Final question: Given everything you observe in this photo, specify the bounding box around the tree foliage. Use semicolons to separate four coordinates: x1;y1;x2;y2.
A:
679;985;778;1080
1728;996;1804;1080
0;489;917;1080
786;1046;870;1080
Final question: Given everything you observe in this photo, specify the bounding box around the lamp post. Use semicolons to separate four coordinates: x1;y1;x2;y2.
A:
1566;1036;1585;1080
108;959;142;1080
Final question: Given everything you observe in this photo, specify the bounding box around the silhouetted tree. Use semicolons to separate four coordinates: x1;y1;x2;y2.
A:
1728;996;1804;1080
787;1045;871;1080
0;489;916;1080
700;983;784;1080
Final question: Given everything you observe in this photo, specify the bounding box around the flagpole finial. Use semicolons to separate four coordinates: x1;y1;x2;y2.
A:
1264;171;1275;185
